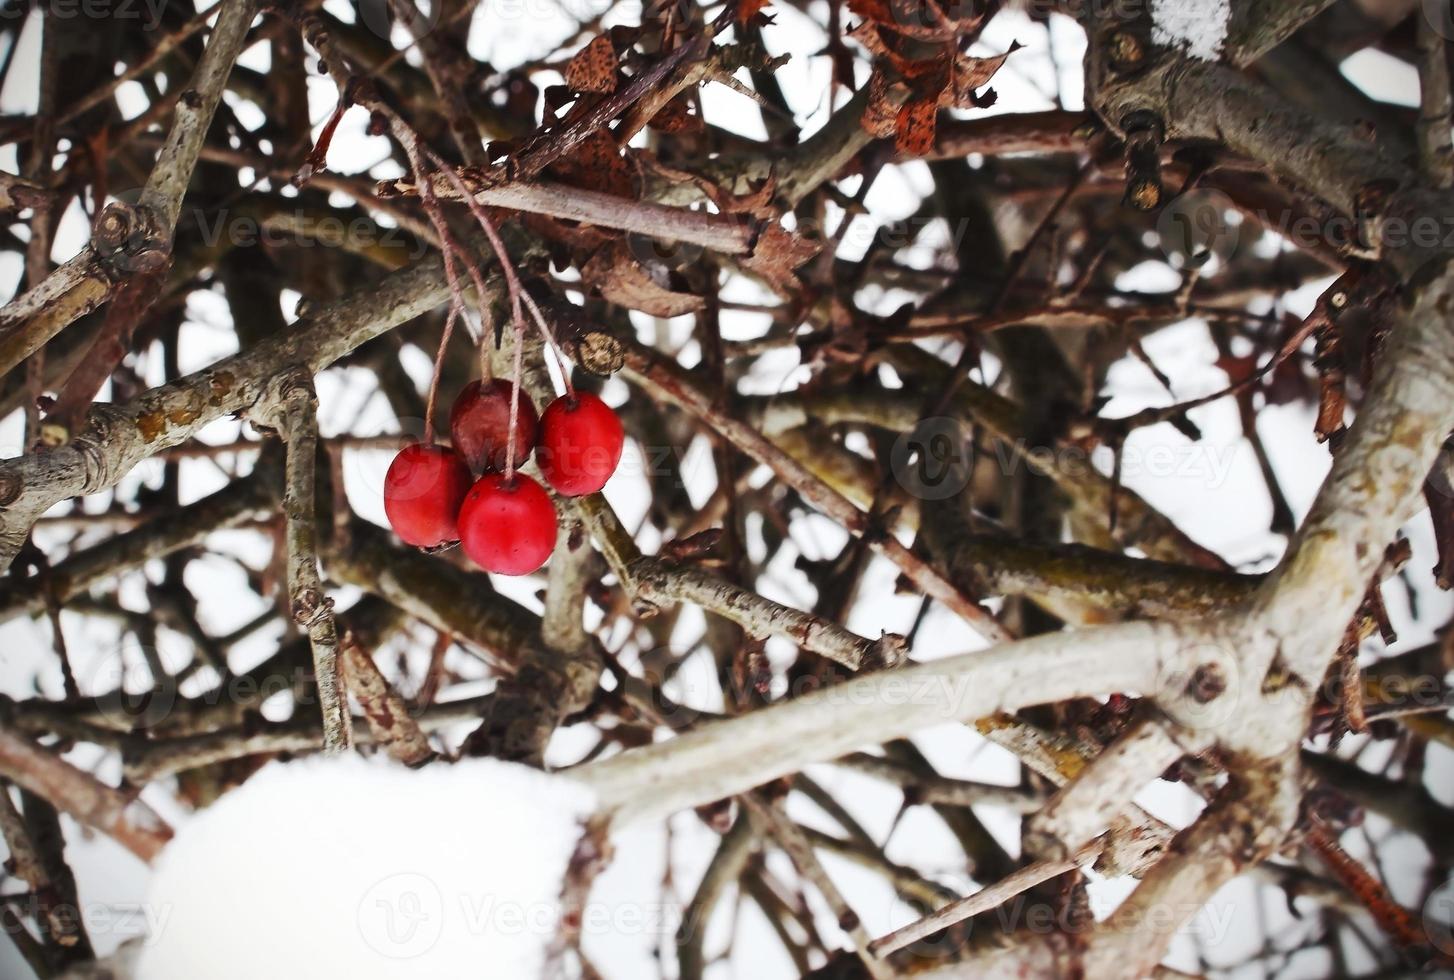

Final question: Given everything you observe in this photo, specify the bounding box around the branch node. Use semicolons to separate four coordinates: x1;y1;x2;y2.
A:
868;632;909;669
1186;662;1229;704
1120;110;1165;212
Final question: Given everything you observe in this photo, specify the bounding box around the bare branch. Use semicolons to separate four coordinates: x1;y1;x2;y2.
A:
0;723;171;864
251;372;349;754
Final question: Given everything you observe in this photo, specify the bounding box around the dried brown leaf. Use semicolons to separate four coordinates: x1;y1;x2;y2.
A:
565;35;618;94
848;0;984;42
648;94;702;134
546;127;636;199
846;18;891;56
895;97;937;156
705;175;779;220
741;223;820;295
943;46;1017;108
861;68;900;138
735;0;773;26
582;240;705;317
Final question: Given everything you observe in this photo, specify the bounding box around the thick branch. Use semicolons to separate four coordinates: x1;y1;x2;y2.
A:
1224;0;1341;67
0;0;258;377
573;620;1189;827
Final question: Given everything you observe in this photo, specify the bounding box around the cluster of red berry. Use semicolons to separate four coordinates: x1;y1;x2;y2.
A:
382;380;623;575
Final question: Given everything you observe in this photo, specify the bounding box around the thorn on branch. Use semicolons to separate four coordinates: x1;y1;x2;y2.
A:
1120;110;1164;212
867;632;908;670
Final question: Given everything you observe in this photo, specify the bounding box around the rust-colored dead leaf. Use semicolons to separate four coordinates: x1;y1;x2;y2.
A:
704;175;779;220
582;240;705;317
741;223;820;296
736;0;773;26
848;0;984;42
546;127;635;199
565;35;618;94
944;46;1018;108
846;18;891;56
520;211;617;254
648;94;703;134
857;38;1013;147
861;68;900;138
1313;317;1348;442
895;97;937;156
845;0;894;28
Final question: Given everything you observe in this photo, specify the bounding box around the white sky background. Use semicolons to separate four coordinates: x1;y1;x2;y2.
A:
0;2;1448;978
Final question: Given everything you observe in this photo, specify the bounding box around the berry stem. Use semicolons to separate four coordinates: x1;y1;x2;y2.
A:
424;301;460;444
401;143;492;443
519;288;576;400
425;152;576;398
504;298;527;484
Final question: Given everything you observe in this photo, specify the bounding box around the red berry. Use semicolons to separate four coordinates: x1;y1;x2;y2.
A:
457;473;558;575
383;443;472;548
537;392;624;497
449;379;539;473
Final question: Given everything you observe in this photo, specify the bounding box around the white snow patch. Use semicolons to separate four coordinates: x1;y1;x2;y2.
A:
137;755;596;980
1151;0;1230;62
